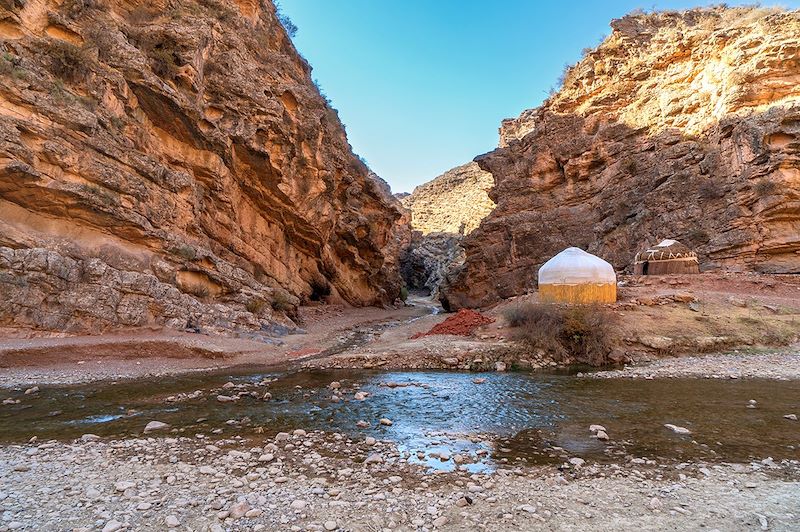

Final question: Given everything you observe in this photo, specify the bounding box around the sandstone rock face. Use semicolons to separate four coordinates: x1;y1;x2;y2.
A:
442;7;800;309
401;162;494;236
0;0;404;336
399;162;493;295
400;232;463;297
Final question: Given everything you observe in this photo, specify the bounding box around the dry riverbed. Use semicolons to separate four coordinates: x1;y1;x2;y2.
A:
587;348;800;380
1;430;798;532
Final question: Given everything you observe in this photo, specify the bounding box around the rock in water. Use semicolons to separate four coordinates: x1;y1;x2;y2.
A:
441;7;800;308
143;421;170;434
664;424;692;435
0;0;407;336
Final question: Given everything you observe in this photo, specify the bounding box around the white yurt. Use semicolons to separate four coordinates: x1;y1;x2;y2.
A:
537;247;617;304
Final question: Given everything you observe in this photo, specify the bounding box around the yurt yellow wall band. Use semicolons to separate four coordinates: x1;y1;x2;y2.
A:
538;247;617;304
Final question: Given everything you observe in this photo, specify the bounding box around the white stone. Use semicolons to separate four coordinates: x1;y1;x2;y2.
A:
664;424;691;434
143;421;170;434
102;520;124;532
290;499;307;510
114;480;135;492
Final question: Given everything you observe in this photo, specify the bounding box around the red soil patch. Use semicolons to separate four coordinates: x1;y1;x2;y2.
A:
412;309;495;339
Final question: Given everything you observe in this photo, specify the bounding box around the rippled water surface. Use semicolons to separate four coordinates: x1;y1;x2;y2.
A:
1;369;798;469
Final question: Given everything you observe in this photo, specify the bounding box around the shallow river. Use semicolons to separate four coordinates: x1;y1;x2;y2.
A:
1;369;798;471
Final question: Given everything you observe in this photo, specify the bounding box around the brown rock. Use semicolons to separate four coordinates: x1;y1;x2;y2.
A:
441;7;800;309
0;0;405;336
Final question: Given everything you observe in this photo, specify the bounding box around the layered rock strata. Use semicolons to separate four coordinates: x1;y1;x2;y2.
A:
399;162;494;295
443;7;800;309
0;0;404;336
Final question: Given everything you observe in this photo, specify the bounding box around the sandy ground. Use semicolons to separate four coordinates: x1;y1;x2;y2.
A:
1;274;800;531
1;431;798;532
1;272;799;386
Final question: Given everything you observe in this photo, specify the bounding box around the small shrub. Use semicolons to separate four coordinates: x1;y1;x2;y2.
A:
621;158;637;175
62;0;107;18
686;228;709;244
275;2;298;37
246;298;267;314
170;244;197;261
503;303;617;366
189;285;210;298
754;179;779;196
271;290;293;312
313;78;332;105
698;179;725;200
127;5;155;24
399;285;409;302
148;41;182;80
196;0;237;23
46;40;91;84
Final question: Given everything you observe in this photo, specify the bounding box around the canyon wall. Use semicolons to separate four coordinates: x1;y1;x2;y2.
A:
442;7;800;309
0;0;405;337
399;162;493;295
400;162;494;236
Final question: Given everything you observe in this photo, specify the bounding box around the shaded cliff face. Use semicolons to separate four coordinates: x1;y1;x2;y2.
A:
0;0;404;336
442;7;800;309
399;162;493;295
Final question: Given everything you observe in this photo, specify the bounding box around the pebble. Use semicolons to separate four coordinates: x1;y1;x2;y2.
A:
664;424;691;434
143;420;170;433
24;386;39;395
569;457;585;467
165;515;180;528
114;480;135;492
365;453;384;464
596;430;610;441
784;414;797;421
290;499;307;510
229;501;251;519
216;395;236;403
379;418;393;426
323;520;338;530
101;520;124;532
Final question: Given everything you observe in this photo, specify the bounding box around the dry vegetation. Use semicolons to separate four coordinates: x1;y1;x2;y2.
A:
504;303;617;366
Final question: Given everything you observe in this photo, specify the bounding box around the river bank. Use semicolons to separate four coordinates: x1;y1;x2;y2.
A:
1;429;798;532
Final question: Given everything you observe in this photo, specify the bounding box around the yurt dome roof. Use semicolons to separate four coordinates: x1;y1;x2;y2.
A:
634;239;698;263
538;247;616;285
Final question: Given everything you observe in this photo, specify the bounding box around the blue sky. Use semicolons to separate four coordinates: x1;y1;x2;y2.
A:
279;1;797;193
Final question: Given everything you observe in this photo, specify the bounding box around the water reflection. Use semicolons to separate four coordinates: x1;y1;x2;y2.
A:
1;369;797;471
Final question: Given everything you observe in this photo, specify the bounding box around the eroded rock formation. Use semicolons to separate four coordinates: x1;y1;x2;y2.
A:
401;162;494;236
442;7;800;309
399;162;493;295
0;0;404;337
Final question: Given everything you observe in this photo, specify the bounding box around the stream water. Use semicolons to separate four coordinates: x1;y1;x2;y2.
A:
1;369;798;471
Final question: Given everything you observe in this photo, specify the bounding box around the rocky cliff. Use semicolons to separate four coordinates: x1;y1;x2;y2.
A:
0;0;404;337
442;7;800;309
401;162;494;236
399;162;493;295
